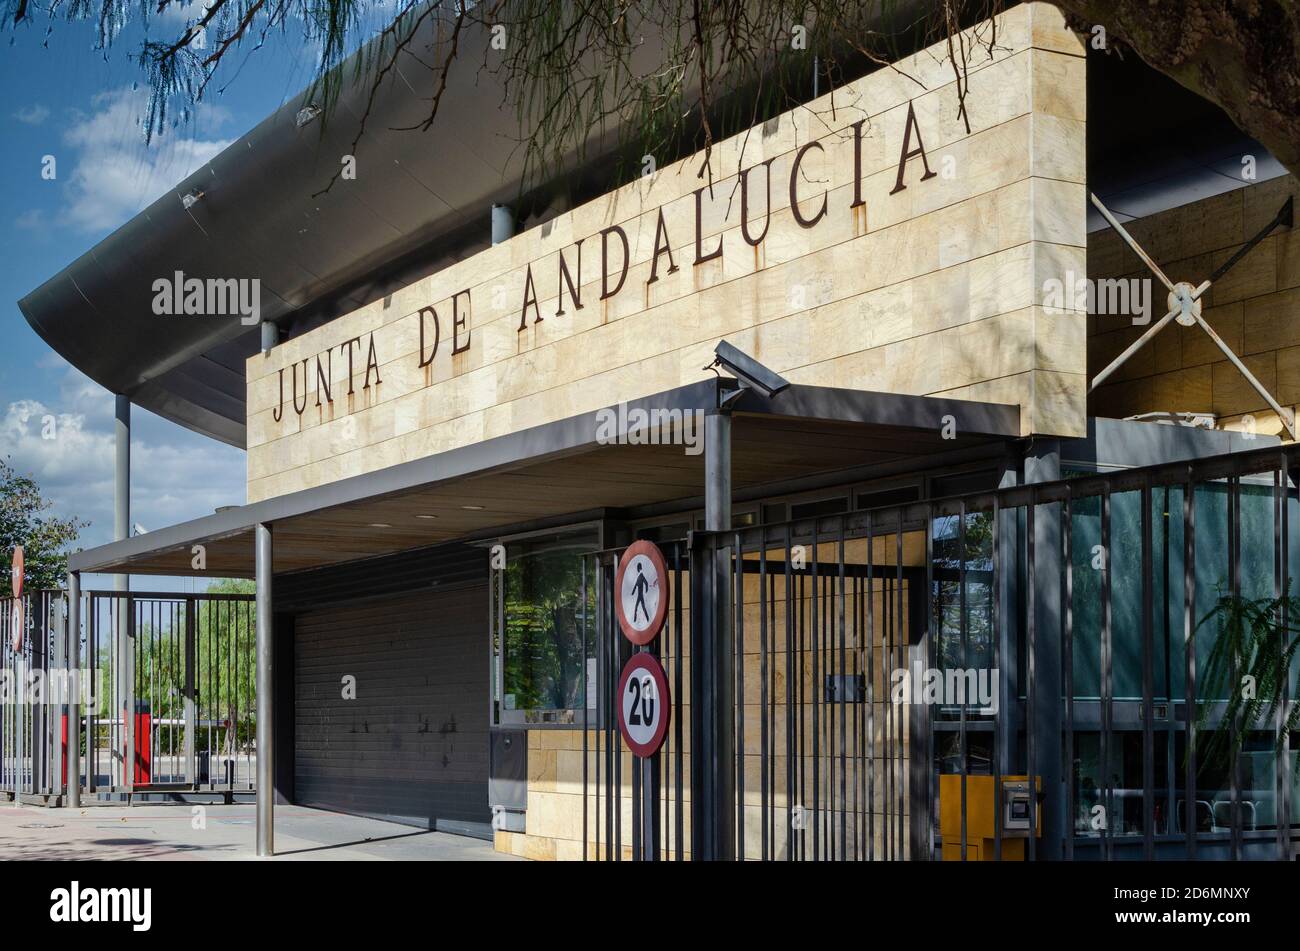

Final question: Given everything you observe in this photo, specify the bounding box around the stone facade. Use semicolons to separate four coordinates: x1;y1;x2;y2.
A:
247;2;1087;502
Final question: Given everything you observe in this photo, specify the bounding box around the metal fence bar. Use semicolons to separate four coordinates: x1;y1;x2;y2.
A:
925;505;936;862
959;502;969;862
1027;492;1037;863
1229;476;1241;861
993;496;1004;861
866;512;875;862
838;522;848;860
1281;459;1295;858
1274;464;1285;860
1184;468;1198;860
894;509;905;859
673;545;684;860
1142;477;1155;859
810;520;820;860
1101;485;1113;861
735;530;746;856
785;522;796;861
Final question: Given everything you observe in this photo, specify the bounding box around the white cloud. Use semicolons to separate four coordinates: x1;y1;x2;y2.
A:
156;0;213;23
1;366;245;553
14;208;46;231
59;87;233;234
13;104;50;125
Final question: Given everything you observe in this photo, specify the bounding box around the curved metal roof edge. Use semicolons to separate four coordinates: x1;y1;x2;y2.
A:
20;1;943;447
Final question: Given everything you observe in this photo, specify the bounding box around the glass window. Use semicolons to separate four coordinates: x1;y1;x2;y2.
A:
492;527;598;726
1070;731;1169;837
930;508;995;721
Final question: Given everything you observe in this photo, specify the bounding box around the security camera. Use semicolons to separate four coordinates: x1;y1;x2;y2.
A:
710;340;791;399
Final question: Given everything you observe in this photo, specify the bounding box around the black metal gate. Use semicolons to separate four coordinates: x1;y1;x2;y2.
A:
584;517;932;861
2;588;256;802
1;590;65;803
583;444;1300;861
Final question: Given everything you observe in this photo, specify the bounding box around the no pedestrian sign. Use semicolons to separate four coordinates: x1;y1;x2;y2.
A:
615;540;670;645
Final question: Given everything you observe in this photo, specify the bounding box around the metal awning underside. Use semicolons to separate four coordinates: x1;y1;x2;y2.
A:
68;382;1019;578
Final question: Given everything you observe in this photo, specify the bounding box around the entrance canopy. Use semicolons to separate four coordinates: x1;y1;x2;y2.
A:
69;381;1019;578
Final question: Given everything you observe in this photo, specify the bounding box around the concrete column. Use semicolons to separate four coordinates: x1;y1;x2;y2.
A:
491;204;514;245
255;523;274;856
67;572;80;809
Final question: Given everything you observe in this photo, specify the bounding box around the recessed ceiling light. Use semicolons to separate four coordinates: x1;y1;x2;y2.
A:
415;514;439;520
461;505;485;511
368;522;391;528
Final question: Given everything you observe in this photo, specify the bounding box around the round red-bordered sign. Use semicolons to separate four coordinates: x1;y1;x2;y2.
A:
10;598;23;651
10;545;23;599
617;653;670;758
614;540;670;645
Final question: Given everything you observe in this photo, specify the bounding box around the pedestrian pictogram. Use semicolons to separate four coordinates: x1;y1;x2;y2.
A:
615;540;670;645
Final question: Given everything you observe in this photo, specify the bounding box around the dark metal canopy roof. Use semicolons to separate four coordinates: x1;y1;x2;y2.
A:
68;382;1020;577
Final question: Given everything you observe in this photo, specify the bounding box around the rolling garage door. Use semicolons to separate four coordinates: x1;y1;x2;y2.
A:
293;585;489;828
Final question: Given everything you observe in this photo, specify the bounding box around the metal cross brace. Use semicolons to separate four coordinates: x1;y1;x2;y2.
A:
1088;192;1296;440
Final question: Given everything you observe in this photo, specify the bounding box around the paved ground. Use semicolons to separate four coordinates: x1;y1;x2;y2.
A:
0;800;518;861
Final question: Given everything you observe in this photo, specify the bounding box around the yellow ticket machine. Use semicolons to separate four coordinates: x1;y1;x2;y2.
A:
939;774;1041;860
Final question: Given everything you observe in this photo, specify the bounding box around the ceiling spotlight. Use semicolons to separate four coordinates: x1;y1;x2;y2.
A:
415;514;439;520
181;187;205;210
461;505;485;511
368;522;392;528
295;103;323;128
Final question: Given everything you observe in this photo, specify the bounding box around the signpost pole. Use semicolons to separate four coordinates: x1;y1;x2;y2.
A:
613;540;672;860
640;641;662;861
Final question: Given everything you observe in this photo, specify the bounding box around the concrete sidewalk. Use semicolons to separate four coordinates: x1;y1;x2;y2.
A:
0;801;520;861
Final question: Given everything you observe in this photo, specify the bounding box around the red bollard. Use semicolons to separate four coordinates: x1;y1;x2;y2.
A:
123;702;152;785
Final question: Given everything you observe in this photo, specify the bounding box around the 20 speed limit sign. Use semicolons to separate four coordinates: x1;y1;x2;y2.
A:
615;540;670;645
617;653;670;758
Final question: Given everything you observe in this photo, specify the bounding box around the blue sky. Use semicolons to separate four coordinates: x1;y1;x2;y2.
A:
0;7;390;588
